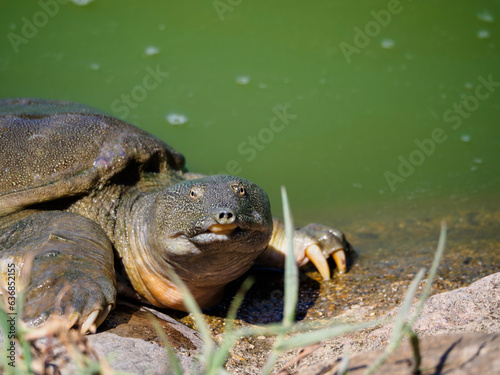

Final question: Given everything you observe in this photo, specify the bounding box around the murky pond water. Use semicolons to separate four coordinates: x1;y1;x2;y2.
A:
1;0;499;372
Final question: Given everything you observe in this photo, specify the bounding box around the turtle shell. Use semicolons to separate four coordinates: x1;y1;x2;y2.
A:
0;98;185;215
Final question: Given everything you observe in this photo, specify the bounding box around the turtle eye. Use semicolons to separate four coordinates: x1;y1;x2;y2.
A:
190;188;197;199
238;185;245;196
189;186;204;200
231;183;245;196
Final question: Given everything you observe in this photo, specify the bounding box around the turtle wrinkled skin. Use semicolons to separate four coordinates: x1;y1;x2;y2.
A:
0;98;352;333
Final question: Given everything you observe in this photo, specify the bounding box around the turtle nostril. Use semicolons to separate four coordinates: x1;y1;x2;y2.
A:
216;209;235;224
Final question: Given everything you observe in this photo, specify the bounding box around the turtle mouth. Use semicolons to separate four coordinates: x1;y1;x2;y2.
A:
208;223;238;235
189;223;242;244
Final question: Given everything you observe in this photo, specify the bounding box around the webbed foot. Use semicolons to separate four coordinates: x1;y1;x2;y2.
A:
22;266;115;334
1;211;116;334
298;223;352;279
258;219;353;280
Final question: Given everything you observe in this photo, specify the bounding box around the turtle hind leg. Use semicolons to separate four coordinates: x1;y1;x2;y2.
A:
0;210;116;333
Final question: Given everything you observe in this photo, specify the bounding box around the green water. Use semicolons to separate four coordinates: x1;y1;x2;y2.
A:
1;0;499;225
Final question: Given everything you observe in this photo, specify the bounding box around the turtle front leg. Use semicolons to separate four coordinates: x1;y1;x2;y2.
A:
257;219;353;280
0;211;116;333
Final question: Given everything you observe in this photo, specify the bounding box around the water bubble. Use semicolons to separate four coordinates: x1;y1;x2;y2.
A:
477;30;490;39
380;39;395;49
71;0;94;5
461;134;471;142
464;82;473;89
166;113;188;126
258;83;268;89
158;24;165;30
470;165;478;171
235;75;250;85
477;10;494;23
473;158;483;164
145;46;160;56
89;63;100;70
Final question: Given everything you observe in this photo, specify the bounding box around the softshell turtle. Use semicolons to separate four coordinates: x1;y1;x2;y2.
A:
0;98;352;333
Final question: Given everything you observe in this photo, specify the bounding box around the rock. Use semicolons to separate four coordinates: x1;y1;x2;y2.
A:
413;272;500;334
32;332;200;375
99;301;206;352
0;302;205;374
292;273;500;375
295;332;500;375
89;332;197;375
86;302;207;374
367;272;500;346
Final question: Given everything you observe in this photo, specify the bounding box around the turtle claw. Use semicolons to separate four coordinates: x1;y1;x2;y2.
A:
305;245;347;279
263;220;352;279
332;249;347;274
80;304;113;333
81;310;100;334
298;223;352;278
68;311;80;329
95;304;113;328
305;244;331;280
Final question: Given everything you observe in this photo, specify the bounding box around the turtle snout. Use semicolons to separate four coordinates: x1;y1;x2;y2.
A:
213;208;236;225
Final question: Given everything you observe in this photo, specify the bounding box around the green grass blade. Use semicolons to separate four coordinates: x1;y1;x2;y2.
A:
390;268;425;343
275;319;385;352
149;318;184;375
235;323;288;338
363;223;447;375
337;349;350;375
281;185;298;328
160;267;214;369
261;186;299;375
224;277;254;333
207;277;254;374
261;351;279;375
0;308;13;375
15;293;33;374
410;221;447;324
363;268;425;375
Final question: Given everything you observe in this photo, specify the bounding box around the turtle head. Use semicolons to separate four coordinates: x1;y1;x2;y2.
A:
128;175;273;310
